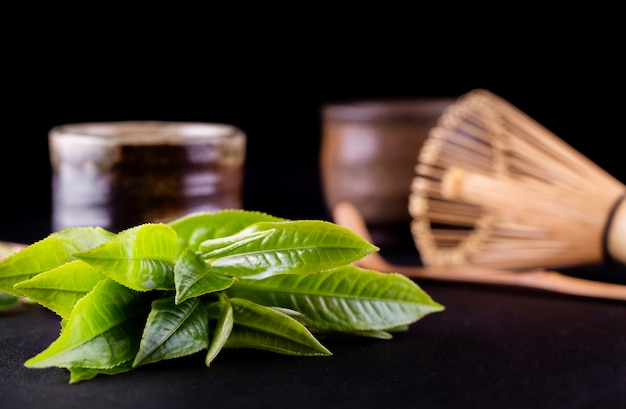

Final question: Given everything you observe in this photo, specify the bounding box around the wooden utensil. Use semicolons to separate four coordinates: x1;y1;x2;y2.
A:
333;201;626;301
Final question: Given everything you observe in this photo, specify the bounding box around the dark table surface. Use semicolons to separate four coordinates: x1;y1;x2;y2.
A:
1;215;625;409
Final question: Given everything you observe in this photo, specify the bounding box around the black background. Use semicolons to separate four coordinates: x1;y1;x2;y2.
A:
2;2;624;242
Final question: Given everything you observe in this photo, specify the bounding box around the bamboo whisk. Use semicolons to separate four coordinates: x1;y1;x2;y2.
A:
409;89;626;270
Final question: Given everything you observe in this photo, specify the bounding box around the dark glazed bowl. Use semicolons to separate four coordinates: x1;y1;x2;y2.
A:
320;98;454;250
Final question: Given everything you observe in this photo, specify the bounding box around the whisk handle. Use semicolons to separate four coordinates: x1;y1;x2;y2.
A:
606;194;626;264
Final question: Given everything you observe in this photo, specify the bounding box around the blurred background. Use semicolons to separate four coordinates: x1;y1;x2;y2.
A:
2;2;624;243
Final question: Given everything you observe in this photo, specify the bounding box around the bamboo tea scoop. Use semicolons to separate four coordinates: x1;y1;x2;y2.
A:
333;201;626;301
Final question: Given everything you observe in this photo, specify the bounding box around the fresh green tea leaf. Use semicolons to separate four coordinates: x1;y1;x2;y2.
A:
174;248;237;304
75;224;178;292
169;210;286;253
205;294;234;366
68;360;134;384
345;330;394;340
227;266;445;331
217;297;331;356
25;278;150;369
13;260;105;319
274;307;396;339
0;227;113;297
133;295;209;367
198;220;379;279
197;229;275;260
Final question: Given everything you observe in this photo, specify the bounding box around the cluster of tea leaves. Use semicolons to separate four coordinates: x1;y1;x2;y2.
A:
0;210;444;384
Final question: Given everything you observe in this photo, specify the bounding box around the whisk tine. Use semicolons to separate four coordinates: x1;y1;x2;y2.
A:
410;89;626;270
